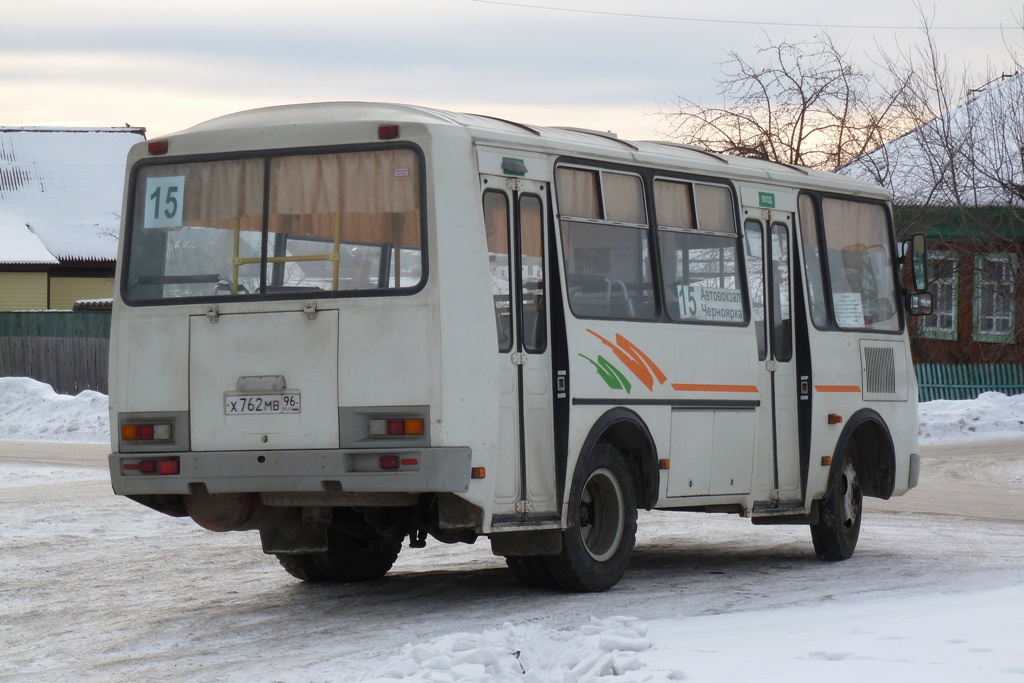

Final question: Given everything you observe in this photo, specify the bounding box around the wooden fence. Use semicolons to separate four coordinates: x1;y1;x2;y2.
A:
0;311;111;395
915;363;1024;402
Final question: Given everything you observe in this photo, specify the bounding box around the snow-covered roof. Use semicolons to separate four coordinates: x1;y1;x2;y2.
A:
0;209;58;265
0;126;145;264
842;72;1023;208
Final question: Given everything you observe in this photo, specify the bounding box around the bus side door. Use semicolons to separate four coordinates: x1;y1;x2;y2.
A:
745;212;802;504
481;175;558;521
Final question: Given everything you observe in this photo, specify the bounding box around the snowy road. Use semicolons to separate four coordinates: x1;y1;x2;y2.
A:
1;438;1022;682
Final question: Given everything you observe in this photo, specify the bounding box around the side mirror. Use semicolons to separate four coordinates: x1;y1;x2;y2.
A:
910;233;928;292
906;291;934;316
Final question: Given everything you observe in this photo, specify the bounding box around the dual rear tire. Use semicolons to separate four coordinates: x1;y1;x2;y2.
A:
277;525;402;583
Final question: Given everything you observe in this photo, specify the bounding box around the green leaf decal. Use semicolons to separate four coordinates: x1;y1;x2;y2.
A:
579;353;632;394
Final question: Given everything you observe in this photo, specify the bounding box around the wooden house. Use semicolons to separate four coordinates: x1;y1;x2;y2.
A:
0;126;145;310
843;73;1023;365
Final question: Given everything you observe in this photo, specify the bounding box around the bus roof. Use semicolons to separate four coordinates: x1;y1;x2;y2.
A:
164;101;890;201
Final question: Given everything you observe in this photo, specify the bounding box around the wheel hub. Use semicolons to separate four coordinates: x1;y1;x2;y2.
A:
578;468;625;562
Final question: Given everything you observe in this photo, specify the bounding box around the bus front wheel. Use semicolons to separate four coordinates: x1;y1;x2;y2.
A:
547;442;637;592
810;442;863;561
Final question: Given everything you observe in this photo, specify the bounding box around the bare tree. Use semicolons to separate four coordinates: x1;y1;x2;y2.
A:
849;10;1024;363
661;7;1024;364
658;33;909;171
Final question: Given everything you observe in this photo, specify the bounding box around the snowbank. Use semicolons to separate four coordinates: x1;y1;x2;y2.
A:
340;587;1024;683
0;377;1022;445
350;617;681;683
917;391;1024;443
0;377;109;443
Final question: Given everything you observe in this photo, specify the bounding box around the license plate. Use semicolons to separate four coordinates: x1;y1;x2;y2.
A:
224;393;301;415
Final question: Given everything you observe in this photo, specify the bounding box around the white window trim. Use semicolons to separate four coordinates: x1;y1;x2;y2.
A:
973;252;1017;343
919;250;958;341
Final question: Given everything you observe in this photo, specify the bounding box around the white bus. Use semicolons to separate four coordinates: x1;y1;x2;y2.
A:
108;102;932;592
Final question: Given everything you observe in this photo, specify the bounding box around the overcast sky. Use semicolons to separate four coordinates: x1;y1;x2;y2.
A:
1;1;1019;140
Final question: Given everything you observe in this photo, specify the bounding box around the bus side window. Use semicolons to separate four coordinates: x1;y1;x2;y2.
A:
744;220;767;360
557;167;656;321
771;223;793;361
520;194;546;353
483;190;513;352
798;194;829;329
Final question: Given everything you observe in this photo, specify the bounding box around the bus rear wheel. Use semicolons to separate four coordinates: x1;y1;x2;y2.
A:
546;443;637;592
276;553;330;582
810;442;863;561
277;527;402;583
321;527;402;582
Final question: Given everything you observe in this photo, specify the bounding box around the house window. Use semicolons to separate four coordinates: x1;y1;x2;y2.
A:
919;251;957;340
973;253;1017;343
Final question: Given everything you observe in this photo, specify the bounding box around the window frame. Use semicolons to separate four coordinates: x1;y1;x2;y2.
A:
654;176;745;327
555;163;658;322
483;188;513;353
120;142;428;307
553;159;748;327
973;252;1017;343
796;191;904;335
918;250;958;341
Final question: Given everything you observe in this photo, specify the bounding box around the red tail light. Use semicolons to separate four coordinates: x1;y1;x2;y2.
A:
368;417;425;438
123;457;180;475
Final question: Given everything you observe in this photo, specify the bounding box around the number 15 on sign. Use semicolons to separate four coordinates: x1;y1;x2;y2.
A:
144;176;186;229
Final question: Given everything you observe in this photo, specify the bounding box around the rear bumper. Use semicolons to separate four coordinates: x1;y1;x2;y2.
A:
109;447;472;496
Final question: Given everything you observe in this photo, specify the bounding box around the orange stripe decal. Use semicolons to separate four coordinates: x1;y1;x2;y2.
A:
586;329;667;392
671;383;760;394
815;385;862;393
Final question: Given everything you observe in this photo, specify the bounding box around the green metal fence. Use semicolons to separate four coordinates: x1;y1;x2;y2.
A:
915;363;1024;402
0;311;111;395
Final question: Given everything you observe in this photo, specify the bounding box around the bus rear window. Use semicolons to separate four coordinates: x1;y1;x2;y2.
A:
124;147;424;302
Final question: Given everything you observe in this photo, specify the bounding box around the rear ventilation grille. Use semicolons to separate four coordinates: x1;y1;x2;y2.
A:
864;346;896;395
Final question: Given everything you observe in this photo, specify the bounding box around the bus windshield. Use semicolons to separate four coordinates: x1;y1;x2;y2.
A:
123;147;424;302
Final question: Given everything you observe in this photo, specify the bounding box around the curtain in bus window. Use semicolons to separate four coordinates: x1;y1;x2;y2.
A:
798;194;829;328
653;180;695;229
820;198;899;332
602;172;646;224
484;190;512;352
555;167;601;218
268;150;422;291
270;150;420;243
520;195;546;352
178;160;265;229
694;184;735;232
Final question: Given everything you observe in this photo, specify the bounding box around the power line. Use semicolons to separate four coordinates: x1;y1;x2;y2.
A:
472;0;1011;31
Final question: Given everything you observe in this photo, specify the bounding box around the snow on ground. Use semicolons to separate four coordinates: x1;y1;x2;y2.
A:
2;376;1023;445
1;380;1023;681
0;377;109;443
917;391;1024;442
